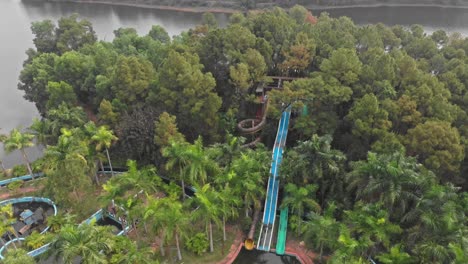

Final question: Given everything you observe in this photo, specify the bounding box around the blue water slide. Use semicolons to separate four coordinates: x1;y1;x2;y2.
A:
257;105;292;251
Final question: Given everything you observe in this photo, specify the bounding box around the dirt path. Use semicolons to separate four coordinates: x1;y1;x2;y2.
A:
215;226;244;264
0;186;41;200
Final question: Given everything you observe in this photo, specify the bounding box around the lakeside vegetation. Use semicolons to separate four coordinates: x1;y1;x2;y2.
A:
1;4;468;263
43;0;468;11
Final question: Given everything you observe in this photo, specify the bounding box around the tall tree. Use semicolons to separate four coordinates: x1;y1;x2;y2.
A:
281;183;321;235
90;125;118;177
3;128;35;177
189;184;221;253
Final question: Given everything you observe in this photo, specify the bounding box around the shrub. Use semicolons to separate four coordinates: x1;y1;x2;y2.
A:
7;180;23;195
12;165;27;177
185;233;209;255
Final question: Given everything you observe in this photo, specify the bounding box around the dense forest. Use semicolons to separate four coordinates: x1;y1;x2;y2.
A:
1;4;468;263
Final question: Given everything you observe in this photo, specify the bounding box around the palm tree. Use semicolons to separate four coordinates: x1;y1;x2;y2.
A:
347;151;426;218
49;224;115;264
185;137;219;186
209;133;245;169
25;231;52;250
231;148;269;218
281;134;346;207
90;125;118;177
29;118;52;146
163;198;188;261
3;128;35;178
144;197;168;257
376;245;413;264
303;202;341;263
163;140;191;199
46;213;76;233
2;248;35;264
43;128;91;204
281;183;321;236
189;184;222;253
218;186;241;241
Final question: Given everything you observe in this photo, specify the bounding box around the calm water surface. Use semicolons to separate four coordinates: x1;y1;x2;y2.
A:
1;1;468;167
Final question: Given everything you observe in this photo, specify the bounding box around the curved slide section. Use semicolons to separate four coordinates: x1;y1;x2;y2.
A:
0;173;45;187
256;105;291;252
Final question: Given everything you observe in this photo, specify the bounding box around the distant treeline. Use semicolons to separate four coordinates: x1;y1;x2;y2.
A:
38;0;468;11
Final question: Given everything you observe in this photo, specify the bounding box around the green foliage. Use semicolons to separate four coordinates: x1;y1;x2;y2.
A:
3;248;35;264
46;81;77;109
405;121;464;180
7;180;23;194
11;165;27;177
16;9;468;263
185;232;209;255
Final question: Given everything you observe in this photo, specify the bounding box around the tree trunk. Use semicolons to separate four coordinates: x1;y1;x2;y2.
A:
181;177;186;200
159;230;166;257
94;171;100;185
105;148;114;177
297;211;301;236
0;160;7;176
209;221;214;252
223;216;226;241
99;159;105;173
175;231;182;261
20;149;34;179
319;242;324;263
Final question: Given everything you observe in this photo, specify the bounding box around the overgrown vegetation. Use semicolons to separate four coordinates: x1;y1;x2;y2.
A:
1;4;468;263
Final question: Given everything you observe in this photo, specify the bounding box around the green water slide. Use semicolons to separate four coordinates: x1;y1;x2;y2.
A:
276;207;289;255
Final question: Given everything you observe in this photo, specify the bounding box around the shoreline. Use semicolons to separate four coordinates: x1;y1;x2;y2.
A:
42;0;468;14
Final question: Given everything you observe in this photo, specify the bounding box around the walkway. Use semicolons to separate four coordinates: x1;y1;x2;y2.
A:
284;240;318;264
215;227;243;264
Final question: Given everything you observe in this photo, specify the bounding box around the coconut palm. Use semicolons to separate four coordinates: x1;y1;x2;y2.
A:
90;125;118;177
3;128;35;178
281;183;321;235
189;184;222;253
